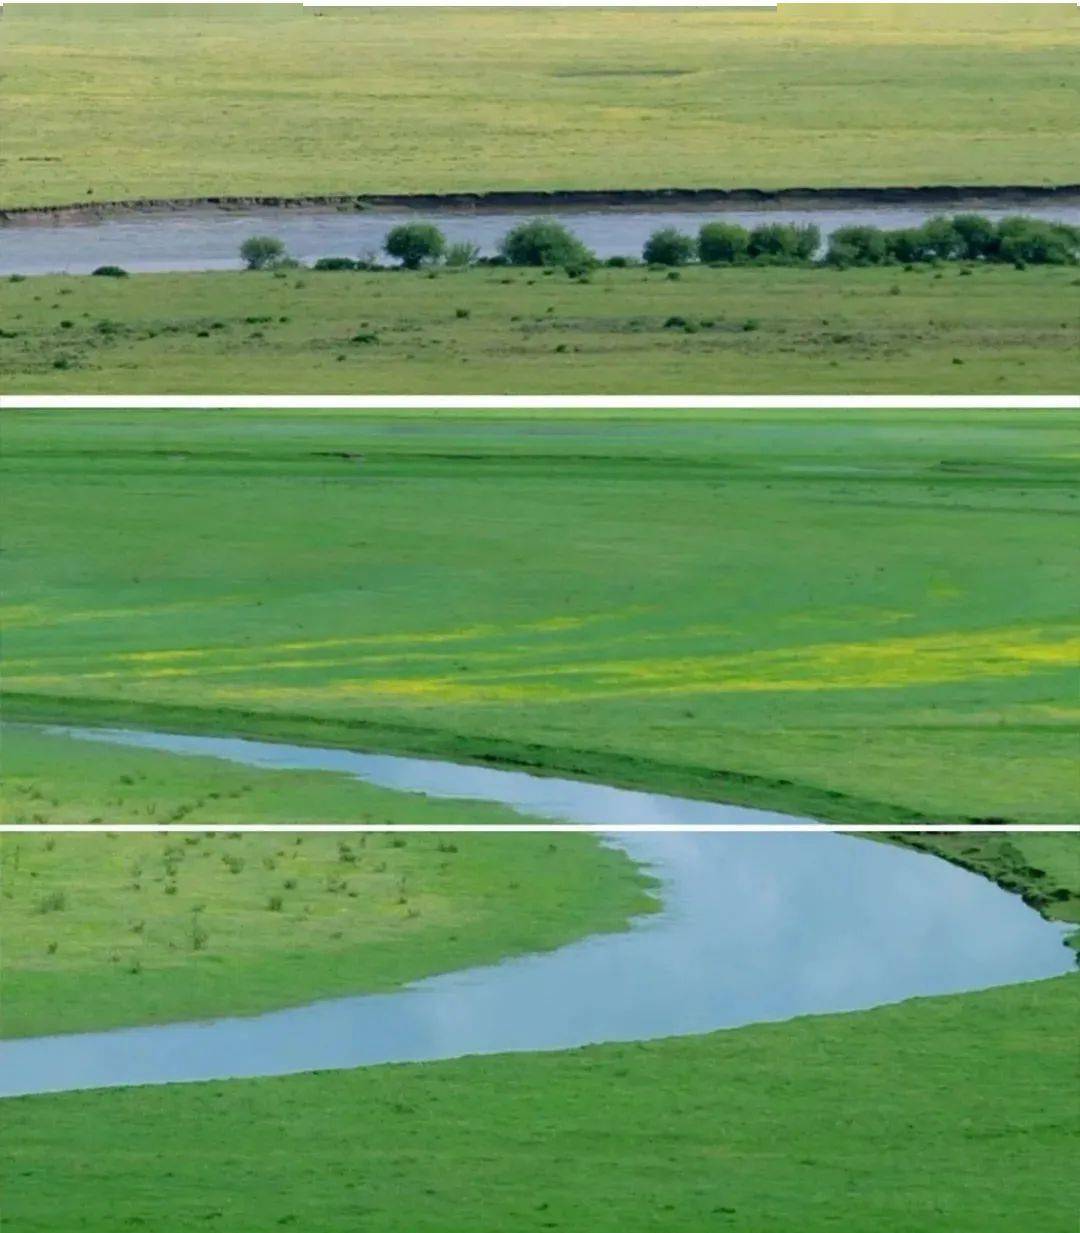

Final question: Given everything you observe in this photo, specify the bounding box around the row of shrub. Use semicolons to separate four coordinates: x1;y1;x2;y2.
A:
238;214;1080;274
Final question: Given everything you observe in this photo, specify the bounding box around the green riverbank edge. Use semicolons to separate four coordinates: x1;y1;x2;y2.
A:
7;691;1078;947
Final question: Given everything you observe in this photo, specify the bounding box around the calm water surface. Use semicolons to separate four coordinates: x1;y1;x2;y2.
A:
0;725;1071;1098
3;204;1079;274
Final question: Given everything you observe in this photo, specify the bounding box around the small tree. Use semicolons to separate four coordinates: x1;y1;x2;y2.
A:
499;219;594;268
384;223;446;269
642;227;695;267
698;222;750;265
240;235;286;270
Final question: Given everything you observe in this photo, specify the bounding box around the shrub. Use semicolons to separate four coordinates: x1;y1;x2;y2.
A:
444;241;480;268
747;223;819;263
886;227;934;264
91;265;128;278
642;227;695;266
826;225;889;266
499;219;594;268
951;213;997;260
917;215;963;261
605;255;634;268
240;236;287;270
995;216;1079;265
384;223;446;269
313;256;357;271
697;222;750;265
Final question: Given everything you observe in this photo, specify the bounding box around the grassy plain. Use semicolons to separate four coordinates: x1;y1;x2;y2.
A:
0;727;651;1038
3;5;1078;208
3;976;1078;1232
2;407;1078;906
2;264;1079;393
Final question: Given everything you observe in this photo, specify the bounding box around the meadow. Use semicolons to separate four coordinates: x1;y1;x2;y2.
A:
3;407;1078;902
3;977;1078;1231
3;406;1078;1231
3;6;1077;209
2;264;1078;393
0;726;652;1038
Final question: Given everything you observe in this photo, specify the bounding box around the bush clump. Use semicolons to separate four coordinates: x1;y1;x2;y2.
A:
995;216;1080;265
825;225;890;267
642;228;695;267
499;219;594;269
384;223;446;269
313;256;357;271
239;236;287;271
91;265;129;278
698;222;750;265
747;223;819;263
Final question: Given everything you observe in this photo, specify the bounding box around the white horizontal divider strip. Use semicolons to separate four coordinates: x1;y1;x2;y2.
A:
4;396;1079;410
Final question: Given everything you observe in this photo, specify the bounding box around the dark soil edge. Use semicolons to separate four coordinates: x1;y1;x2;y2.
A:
3;184;1079;225
4;689;1078;947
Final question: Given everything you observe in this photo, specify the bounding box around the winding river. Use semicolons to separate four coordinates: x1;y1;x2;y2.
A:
0;725;1072;1098
3;203;1079;275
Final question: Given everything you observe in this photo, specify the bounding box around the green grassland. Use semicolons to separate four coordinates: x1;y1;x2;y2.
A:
3;406;1079;1232
3;407;1078;910
3;5;1078;208
2;264;1078;393
4;976;1078;1232
0;727;652;1038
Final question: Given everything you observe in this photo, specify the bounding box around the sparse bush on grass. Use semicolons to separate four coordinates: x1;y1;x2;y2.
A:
239;235;287;271
642;227;695;267
499;219;594;269
313;257;357;271
445;241;480;268
385;223;446;270
36;890;66;914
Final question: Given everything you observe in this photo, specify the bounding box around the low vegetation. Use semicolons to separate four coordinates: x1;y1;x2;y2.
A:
3;407;1078;916
2;263;1076;393
0;727;654;1038
3;976;1077;1231
4;7;1077;206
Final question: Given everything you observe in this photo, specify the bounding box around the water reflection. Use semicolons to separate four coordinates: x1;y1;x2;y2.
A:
0;726;1071;1097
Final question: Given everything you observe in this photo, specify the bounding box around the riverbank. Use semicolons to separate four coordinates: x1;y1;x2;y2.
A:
6;183;1080;226
3;266;1077;394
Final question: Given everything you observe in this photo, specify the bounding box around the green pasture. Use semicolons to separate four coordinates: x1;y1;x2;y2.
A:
3;5;1077;207
2;407;1078;906
0;727;651;1038
3;976;1078;1232
1;264;1077;393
